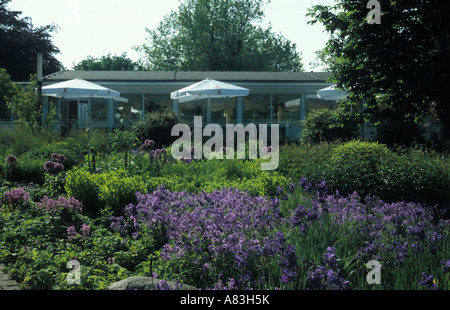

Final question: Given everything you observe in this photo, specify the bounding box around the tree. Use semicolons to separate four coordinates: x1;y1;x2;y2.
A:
307;0;450;143
0;68;15;119
7;74;58;134
73;53;144;71
135;0;303;72
0;0;63;81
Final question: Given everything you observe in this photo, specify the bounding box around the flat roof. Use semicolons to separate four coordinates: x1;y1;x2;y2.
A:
44;70;332;83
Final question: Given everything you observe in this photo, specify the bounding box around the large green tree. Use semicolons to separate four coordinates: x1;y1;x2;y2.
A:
73;53;144;71
307;0;450;142
0;0;62;81
135;0;303;72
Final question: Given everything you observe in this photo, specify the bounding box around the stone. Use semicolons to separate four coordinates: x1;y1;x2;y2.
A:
105;276;197;291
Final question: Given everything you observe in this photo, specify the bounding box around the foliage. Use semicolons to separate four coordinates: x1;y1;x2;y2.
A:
300;108;360;144
131;109;180;148
0;68;15;119
7;75;59;134
136;0;303;71
98;172;147;216
72;53;144;71
109;129;139;169
307;0;450;141
65;168;105;216
0;0;62;81
279;140;450;207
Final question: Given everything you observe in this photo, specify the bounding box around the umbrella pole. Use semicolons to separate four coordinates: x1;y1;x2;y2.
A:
207;96;211;125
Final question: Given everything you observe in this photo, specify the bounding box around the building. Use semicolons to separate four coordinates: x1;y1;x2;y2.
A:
40;70;344;141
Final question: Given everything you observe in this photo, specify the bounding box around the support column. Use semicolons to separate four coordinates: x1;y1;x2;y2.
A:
270;94;273;124
107;98;114;133
207;96;211;125
236;96;244;124
300;93;307;122
173;99;180;120
142;94;145;121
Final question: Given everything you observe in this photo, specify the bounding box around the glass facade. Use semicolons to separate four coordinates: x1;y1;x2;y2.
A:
273;94;301;124
243;94;272;124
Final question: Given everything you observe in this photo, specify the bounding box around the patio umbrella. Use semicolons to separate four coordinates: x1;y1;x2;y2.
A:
42;77;124;100
317;85;348;101
171;77;249;124
170;77;250;103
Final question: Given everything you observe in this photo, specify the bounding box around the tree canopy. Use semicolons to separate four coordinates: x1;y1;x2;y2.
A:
135;0;303;72
73;53;144;71
307;0;450;141
0;0;62;81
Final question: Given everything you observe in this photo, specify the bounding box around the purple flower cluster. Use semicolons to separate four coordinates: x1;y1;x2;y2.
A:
44;153;66;175
110;186;289;289
6;155;17;164
141;139;155;151
306;247;350;290
67;223;90;240
2;187;31;209
293;178;449;268
418;272;438;290
35;196;83;213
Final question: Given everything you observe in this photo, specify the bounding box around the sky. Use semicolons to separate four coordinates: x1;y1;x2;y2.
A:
6;0;336;72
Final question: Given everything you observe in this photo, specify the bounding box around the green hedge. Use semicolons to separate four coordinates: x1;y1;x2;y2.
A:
279;140;450;207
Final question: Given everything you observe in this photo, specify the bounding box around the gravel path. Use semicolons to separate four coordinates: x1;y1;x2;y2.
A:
0;264;21;290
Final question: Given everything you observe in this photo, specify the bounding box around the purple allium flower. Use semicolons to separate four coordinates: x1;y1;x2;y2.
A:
58;155;66;162
44;161;55;171
155;149;162;156
108;257;115;265
6;155;17;164
51;153;60;160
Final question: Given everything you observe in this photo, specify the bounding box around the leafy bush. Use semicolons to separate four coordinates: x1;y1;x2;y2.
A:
131;108;179;148
98;173;148;215
1;157;45;185
300;108;359;145
326;140;392;198
65;168;106;216
279;141;450;207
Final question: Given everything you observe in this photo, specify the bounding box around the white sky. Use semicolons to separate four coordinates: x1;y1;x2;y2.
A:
6;0;336;72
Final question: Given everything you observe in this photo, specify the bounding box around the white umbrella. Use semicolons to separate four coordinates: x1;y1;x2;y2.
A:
42;77;128;102
170;77;249;103
317;85;348;101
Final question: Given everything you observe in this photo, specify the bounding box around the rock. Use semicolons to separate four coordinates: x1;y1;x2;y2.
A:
105;276;197;290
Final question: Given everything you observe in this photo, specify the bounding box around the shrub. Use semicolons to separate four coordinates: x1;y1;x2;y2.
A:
65;168;106;216
380;148;450;207
326;140;392;198
2;158;45;185
300;109;359;145
131;108;179;148
98;174;148;216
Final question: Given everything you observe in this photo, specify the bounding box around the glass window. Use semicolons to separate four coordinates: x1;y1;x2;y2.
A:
273;94;301;124
306;97;335;114
117;94;143;126
144;94;172;113
91;98;108;121
243;94;271;124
